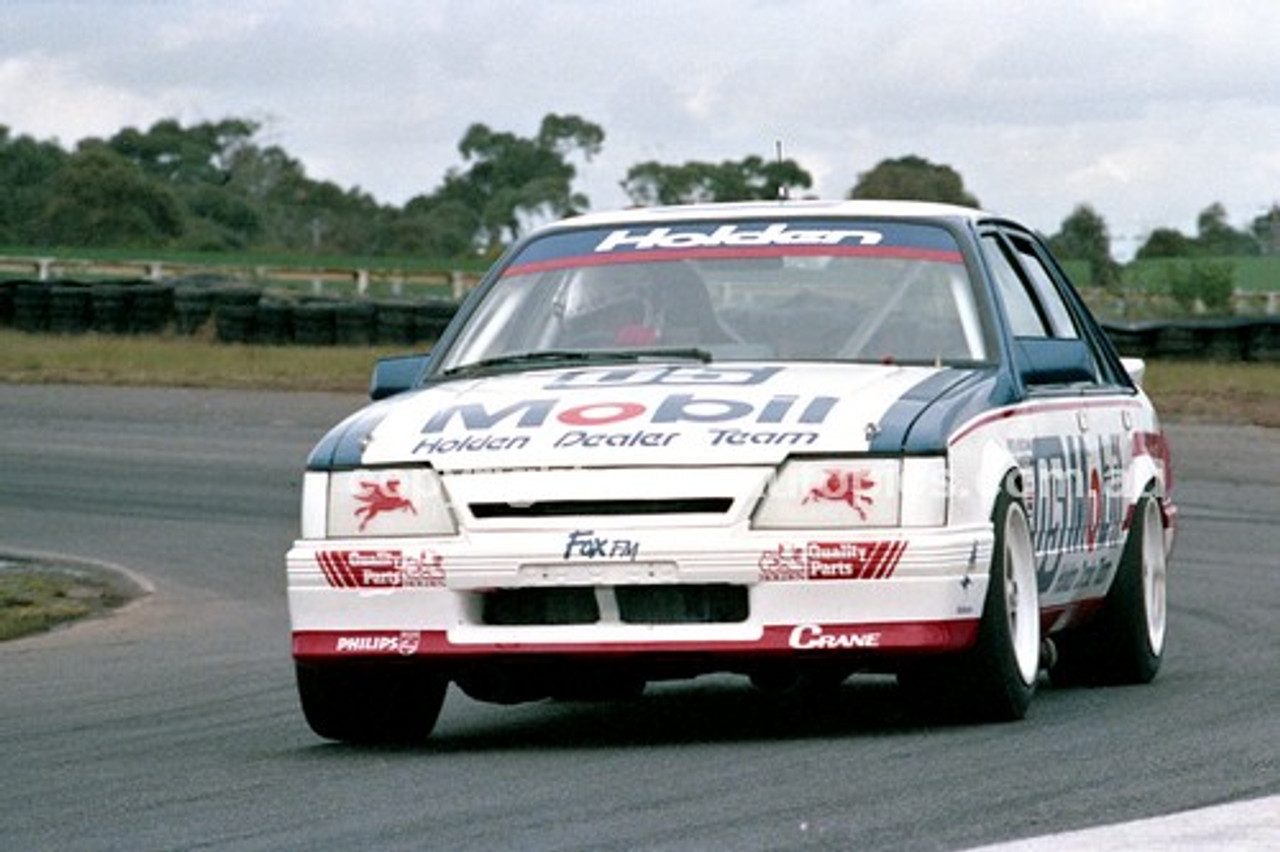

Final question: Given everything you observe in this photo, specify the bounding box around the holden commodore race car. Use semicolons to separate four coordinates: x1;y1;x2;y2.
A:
287;200;1176;743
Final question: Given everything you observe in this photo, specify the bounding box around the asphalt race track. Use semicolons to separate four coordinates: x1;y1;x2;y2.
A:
1;384;1276;852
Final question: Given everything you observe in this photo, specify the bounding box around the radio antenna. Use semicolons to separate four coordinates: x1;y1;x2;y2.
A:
775;140;789;201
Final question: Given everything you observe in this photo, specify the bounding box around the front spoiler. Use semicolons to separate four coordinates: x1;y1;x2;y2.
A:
292;619;981;662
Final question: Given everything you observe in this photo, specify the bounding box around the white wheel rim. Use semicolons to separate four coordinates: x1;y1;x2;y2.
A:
1004;504;1041;685
1141;500;1168;656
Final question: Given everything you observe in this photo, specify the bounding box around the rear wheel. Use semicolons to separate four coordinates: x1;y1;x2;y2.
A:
1051;496;1167;686
296;661;447;744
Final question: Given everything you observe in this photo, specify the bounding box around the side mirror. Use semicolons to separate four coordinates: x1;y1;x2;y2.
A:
1016;337;1096;386
370;353;430;400
1121;356;1147;387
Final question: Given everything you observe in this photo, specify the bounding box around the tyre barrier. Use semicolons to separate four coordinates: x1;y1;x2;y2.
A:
292;302;337;347
0;280;17;326
374;300;418;346
173;285;215;335
1102;318;1280;362
1;278;461;346
255;301;294;346
414;298;457;343
333;302;376;346
49;283;94;334
213;287;262;344
90;283;131;334
13;281;50;332
130;282;174;335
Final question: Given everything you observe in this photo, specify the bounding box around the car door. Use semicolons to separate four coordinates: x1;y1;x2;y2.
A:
980;226;1134;615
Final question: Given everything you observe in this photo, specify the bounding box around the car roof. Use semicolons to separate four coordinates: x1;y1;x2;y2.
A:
543;199;996;233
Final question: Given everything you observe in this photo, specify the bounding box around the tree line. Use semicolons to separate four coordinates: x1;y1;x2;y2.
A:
2;113;1276;269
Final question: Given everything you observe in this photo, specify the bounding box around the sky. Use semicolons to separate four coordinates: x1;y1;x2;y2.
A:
3;0;1279;259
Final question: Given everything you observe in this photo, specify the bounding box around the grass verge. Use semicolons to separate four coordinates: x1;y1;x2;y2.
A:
0;328;404;392
0;561;132;641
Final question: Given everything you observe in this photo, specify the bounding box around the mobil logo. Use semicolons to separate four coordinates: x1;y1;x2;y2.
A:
419;391;839;434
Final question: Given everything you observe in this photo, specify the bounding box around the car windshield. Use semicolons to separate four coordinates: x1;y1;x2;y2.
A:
437;217;992;374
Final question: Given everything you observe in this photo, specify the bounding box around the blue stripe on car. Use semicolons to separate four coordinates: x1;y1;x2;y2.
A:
306;399;399;470
870;369;1007;453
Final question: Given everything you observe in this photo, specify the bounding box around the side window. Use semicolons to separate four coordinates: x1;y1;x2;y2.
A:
1006;233;1079;339
980;235;1047;337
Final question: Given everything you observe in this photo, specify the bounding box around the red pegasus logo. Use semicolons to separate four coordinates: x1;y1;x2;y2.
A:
803;469;876;520
353;479;418;531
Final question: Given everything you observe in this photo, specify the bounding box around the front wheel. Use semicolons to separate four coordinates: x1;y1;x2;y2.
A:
963;487;1041;719
899;485;1040;722
296;661;447;744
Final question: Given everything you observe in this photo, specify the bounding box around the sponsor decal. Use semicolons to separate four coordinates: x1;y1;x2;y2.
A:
498;221;963;279
757;540;907;582
789;624;882;649
594;224;885;253
413;391;838;455
802;468;877;520
758;544;807;581
553;429;678;449
420;392;837;434
412;434;530;456
563;529;641;561
545;364;782;389
708;427;818;447
1014;433;1126;595
335;630;422;656
317;549;446;589
353;478;417;531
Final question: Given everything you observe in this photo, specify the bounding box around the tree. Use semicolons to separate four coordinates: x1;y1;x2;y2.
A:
410;113;605;253
39;142;184;247
1135;227;1198;260
1049;204;1120;291
1195;203;1259;256
621;155;812;206
847;155;980;207
0;125;68;244
1250;205;1280;255
108;118;258;187
1135;204;1260;261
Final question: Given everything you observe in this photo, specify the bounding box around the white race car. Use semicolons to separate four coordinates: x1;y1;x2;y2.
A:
287;200;1176;742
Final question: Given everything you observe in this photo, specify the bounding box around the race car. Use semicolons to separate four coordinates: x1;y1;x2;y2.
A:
286;200;1176;742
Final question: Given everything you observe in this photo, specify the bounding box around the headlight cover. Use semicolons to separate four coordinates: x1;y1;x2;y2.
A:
317;467;456;538
751;457;947;529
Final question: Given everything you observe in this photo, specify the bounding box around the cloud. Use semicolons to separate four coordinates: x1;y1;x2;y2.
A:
0;53;174;145
2;0;1279;252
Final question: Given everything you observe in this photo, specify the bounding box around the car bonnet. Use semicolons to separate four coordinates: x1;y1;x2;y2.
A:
353;361;955;471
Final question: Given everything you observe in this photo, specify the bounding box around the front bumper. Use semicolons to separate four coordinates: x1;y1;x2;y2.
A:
287;522;993;663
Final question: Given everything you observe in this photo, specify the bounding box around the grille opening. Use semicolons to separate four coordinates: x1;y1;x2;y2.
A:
616;584;748;624
477;584;748;626
483;588;599;626
469;498;733;519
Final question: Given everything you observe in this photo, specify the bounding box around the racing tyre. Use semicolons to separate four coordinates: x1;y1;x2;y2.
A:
961;487;1040;720
902;484;1039;722
1051;496;1167;686
295;662;447;744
